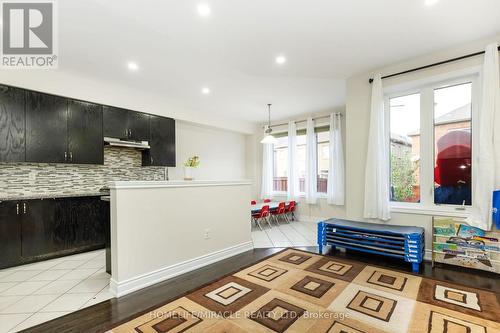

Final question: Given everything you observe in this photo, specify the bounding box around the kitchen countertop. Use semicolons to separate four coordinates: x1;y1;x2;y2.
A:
108;179;252;189
0;191;109;201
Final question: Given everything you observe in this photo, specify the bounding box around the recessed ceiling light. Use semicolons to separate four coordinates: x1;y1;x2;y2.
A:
197;3;211;17
127;62;139;71
425;0;438;6
201;87;211;95
275;55;286;65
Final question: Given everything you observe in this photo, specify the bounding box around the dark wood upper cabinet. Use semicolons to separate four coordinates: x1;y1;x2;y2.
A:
67;100;103;165
103;106;129;139
103;106;150;141
0;85;176;165
0;85;26;162
26;91;68;163
0;201;22;269
128;111;150;141
143;115;176;167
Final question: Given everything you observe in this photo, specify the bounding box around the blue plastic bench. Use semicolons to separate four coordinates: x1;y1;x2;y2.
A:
318;218;425;273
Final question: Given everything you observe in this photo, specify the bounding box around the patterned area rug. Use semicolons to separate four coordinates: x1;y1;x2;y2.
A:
109;249;500;333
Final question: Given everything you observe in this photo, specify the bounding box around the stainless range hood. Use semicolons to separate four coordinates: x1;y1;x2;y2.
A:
104;137;150;149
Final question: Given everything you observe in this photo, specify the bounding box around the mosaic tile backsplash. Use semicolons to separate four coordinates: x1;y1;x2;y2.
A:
0;146;166;200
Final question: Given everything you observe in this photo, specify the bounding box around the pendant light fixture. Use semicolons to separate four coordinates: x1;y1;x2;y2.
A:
261;104;278;144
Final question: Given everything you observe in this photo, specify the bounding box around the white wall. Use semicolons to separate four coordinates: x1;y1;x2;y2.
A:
169;121;248;181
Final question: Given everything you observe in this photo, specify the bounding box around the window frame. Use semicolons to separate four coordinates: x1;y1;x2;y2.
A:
384;73;479;218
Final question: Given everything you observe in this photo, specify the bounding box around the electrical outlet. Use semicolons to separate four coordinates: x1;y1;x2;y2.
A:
28;171;36;181
204;228;211;239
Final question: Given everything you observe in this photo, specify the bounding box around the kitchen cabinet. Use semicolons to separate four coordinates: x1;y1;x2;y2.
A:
63;197;106;248
26;91;68;163
142;115;176;166
67;100;104;164
0;85;26;162
128;111;150;141
103;106;129;139
0;197;106;269
103;106;150;141
0;84;177;166
0;201;22;269
21;199;59;257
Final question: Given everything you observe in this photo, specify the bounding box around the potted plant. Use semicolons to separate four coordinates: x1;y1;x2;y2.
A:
183;155;200;180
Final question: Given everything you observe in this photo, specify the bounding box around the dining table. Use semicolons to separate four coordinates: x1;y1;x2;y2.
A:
251;201;292;213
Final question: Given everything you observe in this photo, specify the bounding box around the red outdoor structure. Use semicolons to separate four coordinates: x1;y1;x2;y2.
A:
434;130;471;186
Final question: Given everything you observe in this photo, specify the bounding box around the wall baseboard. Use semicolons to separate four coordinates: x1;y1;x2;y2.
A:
110;241;254;297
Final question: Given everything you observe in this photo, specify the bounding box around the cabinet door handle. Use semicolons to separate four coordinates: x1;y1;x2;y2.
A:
64;151;67;161
129;129;132;138
150;156;153;164
23;203;26;214
70;152;73;162
16;203;19;215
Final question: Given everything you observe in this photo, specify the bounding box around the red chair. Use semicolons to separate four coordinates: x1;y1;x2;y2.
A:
271;202;286;225
251;200;257;205
251;205;271;230
263;199;272;203
285;201;296;221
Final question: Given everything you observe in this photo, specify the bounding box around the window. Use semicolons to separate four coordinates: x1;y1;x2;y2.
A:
386;75;476;212
389;93;421;203
272;128;331;194
317;131;329;193
433;83;472;206
273;136;288;192
297;134;306;192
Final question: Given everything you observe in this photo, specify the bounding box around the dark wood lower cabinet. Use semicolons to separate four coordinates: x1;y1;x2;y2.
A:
0;196;107;269
21;199;58;257
0;201;22;268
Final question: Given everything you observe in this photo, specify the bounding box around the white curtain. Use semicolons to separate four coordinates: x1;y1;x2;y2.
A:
287;121;299;200
260;141;273;199
363;74;391;220
327;113;345;205
467;42;500;230
305;117;317;204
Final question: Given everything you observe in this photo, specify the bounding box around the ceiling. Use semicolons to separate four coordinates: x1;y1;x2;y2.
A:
53;1;500;125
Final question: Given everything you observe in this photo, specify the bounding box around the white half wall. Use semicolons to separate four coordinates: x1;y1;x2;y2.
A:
109;180;253;297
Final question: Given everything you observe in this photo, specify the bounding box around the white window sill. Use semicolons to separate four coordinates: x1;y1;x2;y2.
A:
390;204;470;218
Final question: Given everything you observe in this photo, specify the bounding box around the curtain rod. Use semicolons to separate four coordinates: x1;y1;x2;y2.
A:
265;113;342;129
368;45;500;84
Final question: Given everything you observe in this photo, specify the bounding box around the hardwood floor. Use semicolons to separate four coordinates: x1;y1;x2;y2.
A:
21;246;500;333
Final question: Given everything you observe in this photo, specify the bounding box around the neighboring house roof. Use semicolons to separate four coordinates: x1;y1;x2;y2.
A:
407;103;471;136
435;103;471;125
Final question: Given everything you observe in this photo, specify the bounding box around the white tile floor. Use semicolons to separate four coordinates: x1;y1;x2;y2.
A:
251;219;317;248
0;250;112;333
